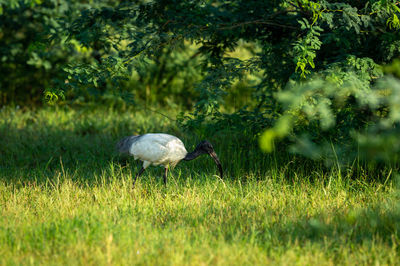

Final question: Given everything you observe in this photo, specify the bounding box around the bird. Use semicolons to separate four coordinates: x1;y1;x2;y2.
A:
116;133;223;186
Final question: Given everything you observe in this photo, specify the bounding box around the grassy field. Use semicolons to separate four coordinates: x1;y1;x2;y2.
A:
1;106;399;265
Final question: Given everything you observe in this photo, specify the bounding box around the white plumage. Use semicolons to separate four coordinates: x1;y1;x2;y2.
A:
117;133;223;186
129;133;188;168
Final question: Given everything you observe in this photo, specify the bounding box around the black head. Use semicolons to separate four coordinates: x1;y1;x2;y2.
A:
195;140;223;178
195;140;215;154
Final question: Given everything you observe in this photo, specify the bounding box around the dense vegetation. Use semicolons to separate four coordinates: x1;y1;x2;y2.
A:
1;1;400;264
1;0;400;170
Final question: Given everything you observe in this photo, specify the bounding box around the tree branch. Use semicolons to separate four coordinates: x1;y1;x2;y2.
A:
216;20;298;30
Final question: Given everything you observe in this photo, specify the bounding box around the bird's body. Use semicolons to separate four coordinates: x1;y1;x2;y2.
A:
119;133;188;168
117;133;223;186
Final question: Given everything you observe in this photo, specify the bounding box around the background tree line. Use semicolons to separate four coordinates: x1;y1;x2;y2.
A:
1;0;400;172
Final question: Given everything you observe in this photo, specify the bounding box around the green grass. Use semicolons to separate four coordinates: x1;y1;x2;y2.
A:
1;106;399;265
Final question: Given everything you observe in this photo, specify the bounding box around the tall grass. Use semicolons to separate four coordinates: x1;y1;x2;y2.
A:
0;106;399;265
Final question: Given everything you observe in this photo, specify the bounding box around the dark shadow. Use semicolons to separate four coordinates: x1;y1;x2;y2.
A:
0;109;268;187
0;108;283;187
0;126;116;186
0;107;174;187
1;107;391;188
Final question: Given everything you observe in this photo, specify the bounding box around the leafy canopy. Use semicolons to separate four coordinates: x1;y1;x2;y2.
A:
2;0;400;167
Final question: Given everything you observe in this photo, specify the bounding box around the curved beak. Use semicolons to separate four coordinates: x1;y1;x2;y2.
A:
209;150;223;178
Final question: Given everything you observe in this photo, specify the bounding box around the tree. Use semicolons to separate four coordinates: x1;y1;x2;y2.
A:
61;0;400;166
3;0;399;168
0;0;119;105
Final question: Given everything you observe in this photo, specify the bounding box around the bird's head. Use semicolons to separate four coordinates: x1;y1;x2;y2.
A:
195;140;223;178
195;140;215;154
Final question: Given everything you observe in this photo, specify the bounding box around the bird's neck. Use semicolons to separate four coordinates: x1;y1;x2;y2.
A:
183;149;205;161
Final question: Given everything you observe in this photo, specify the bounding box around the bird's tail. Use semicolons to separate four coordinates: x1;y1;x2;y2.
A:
116;135;141;154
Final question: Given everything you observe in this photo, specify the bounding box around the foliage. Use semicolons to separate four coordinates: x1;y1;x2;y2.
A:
122;43;204;108
0;0;108;104
1;0;400;168
260;58;400;167
0;0;208;107
59;0;400;166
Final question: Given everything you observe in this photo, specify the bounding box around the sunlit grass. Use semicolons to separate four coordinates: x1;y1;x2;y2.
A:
0;106;399;265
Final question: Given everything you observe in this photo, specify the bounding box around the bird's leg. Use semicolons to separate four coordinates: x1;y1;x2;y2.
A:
133;167;145;187
163;166;168;185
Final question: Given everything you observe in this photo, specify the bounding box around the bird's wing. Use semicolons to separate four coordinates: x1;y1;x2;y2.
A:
129;133;188;166
129;135;170;165
166;138;188;164
153;134;188;161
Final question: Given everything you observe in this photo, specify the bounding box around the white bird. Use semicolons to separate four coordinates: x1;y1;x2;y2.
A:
116;133;223;186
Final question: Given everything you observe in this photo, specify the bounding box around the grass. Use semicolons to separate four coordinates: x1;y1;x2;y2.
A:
1;106;399;265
